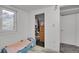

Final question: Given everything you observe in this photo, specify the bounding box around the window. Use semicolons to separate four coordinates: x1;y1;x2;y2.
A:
0;9;16;32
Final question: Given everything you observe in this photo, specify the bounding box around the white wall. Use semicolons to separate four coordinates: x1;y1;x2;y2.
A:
0;6;29;49
76;14;79;46
28;6;60;52
60;14;76;45
60;13;79;46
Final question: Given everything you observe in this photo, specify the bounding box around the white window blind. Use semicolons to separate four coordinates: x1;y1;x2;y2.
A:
0;8;16;32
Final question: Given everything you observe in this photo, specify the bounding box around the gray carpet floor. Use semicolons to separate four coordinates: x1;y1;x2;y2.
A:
60;43;79;53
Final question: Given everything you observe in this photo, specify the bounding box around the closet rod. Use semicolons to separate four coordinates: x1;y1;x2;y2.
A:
60;12;79;16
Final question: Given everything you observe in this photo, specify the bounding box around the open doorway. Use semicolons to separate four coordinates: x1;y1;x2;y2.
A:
35;13;45;47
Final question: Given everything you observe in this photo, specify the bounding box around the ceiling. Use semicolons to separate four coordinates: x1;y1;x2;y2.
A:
12;5;79;11
11;5;52;11
12;5;79;16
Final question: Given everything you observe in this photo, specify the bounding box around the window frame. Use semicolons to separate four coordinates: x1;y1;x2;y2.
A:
0;7;17;33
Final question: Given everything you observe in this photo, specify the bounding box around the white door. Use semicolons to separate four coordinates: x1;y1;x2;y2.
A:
60;14;76;45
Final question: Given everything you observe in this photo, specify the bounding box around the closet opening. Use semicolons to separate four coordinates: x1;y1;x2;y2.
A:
35;13;45;47
60;5;79;53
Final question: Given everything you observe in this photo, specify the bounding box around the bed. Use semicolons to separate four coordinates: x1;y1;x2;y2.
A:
1;38;36;53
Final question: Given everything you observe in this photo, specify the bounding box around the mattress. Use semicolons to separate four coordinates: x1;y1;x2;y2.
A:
5;39;31;53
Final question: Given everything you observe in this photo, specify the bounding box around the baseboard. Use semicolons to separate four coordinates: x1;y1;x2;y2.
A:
60;43;79;48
